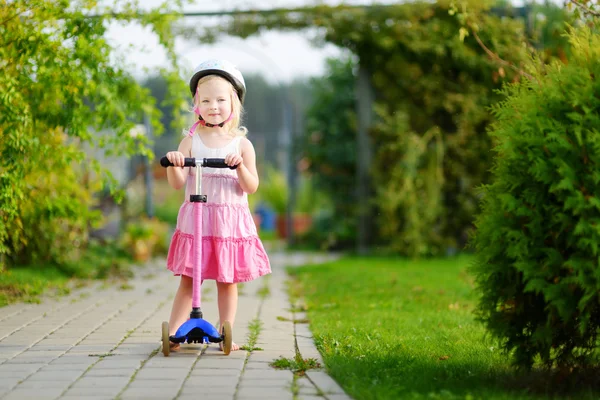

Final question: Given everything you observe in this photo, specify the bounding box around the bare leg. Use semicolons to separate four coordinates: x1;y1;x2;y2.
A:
168;276;193;347
217;282;239;351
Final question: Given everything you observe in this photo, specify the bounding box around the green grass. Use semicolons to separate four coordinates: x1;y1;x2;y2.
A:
1;240;134;307
270;354;321;376
288;255;600;400
240;318;264;352
257;274;271;299
0;265;72;306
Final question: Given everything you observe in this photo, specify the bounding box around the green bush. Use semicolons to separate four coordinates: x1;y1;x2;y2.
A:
301;58;358;249
258;165;288;214
121;217;170;262
470;26;600;370
0;1;185;271
295;174;331;214
5;129;102;267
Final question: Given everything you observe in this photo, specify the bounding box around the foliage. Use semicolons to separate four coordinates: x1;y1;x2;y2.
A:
470;26;600;370
295;174;330;214
0;0;188;269
258;165;288;214
3;128;103;266
300;57;357;248
363;1;564;256
192;1;572;255
257;163;330;220
121;217;170;262
568;1;600;19
374;108;447;255
154;188;181;225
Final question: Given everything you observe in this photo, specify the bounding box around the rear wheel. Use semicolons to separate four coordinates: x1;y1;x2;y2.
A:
161;321;170;357
221;320;232;355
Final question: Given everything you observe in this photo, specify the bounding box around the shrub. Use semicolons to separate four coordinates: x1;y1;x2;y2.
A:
5;129;102;267
470;26;600;370
258;165;288;215
0;0;185;271
121;217;170;262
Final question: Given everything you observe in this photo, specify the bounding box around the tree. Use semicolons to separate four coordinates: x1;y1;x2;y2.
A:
301;57;357;249
0;0;187;269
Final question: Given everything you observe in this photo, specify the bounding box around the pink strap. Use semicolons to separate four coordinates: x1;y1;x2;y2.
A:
188;120;201;137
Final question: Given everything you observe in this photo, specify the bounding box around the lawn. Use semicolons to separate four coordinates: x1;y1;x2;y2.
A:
0;265;73;307
288;255;600;400
0;240;134;307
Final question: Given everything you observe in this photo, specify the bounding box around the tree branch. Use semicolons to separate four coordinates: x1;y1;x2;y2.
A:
570;0;600;17
0;10;24;27
470;26;536;82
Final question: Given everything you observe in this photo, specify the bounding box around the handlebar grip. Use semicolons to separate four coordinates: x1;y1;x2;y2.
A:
203;158;238;170
160;157;196;167
159;157;238;170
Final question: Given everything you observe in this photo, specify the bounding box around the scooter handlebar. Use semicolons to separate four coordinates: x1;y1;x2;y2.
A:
160;156;237;169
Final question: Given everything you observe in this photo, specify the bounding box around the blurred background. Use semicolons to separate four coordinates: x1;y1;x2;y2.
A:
116;0;570;255
0;0;575;282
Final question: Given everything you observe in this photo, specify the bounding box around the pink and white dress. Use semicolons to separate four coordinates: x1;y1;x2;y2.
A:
166;134;271;283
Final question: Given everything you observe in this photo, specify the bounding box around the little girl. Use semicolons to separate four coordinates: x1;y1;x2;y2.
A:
164;59;271;351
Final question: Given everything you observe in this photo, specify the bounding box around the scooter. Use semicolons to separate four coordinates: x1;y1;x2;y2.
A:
159;156;236;356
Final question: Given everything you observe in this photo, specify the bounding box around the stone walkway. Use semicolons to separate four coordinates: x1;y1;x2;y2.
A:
0;252;351;400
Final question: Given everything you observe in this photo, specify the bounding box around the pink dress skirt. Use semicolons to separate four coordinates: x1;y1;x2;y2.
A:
166;135;271;283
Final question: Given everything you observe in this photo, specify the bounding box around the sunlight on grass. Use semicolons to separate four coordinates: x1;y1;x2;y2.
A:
1;240;135;307
288;255;600;400
0;266;72;307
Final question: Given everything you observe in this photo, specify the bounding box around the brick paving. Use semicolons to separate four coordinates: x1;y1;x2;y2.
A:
0;252;351;400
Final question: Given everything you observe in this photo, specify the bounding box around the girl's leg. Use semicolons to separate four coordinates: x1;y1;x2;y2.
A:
169;275;193;338
216;282;239;351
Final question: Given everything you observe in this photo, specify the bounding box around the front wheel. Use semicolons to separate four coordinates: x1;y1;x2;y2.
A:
161;321;170;357
221;320;232;355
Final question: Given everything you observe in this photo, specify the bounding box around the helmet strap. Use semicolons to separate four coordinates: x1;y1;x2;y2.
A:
199;112;234;128
188;112;234;136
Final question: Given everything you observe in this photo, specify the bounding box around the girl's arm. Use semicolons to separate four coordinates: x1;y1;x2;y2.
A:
166;136;193;190
225;137;259;194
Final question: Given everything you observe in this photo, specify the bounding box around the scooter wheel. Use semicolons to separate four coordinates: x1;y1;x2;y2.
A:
221;320;233;356
161;321;170;357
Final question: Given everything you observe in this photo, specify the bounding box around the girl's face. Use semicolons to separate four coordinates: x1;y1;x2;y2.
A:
196;78;233;125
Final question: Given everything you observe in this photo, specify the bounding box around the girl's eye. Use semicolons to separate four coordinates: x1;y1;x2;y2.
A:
202;100;208;103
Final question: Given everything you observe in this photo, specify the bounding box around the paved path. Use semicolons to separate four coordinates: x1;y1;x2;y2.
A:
0;252;351;400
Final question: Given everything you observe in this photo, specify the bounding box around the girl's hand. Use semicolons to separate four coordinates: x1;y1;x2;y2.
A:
166;151;186;167
225;152;243;168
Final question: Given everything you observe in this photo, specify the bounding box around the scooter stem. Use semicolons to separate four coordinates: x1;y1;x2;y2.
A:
190;159;205;313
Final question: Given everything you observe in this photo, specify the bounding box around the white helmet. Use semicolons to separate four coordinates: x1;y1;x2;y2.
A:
189;59;246;103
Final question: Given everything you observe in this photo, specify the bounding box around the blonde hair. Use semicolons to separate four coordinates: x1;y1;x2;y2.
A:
186;75;248;137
